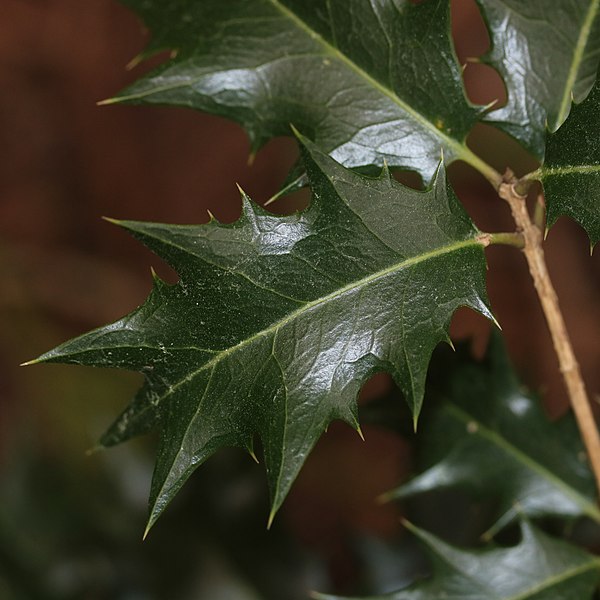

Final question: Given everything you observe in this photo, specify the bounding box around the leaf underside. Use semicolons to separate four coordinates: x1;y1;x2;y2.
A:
477;0;600;158
542;67;600;245
115;0;482;182
384;335;600;536
35;137;491;531
314;520;600;600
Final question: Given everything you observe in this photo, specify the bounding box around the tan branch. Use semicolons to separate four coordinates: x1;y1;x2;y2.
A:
498;172;600;498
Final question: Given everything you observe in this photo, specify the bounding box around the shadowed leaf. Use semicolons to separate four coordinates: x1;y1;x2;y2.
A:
313;520;600;599
383;335;600;536
541;67;600;244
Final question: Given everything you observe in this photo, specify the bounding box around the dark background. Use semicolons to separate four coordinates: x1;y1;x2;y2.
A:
2;1;600;598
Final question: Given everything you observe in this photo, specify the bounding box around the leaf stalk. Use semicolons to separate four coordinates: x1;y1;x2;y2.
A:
478;231;525;249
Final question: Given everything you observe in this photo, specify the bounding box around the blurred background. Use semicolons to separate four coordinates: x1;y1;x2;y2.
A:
1;1;599;598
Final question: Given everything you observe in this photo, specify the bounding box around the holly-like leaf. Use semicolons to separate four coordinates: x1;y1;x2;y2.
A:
109;0;495;184
477;0;600;158
383;335;600;536
541;68;600;245
32;136;492;532
313;520;600;599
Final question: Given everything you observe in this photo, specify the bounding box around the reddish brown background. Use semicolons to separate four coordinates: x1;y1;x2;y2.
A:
1;0;600;596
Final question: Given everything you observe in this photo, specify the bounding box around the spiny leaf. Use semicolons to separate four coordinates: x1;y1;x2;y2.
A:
478;0;600;158
313;520;600;599
112;0;494;183
383;335;600;537
541;66;600;245
32;135;492;532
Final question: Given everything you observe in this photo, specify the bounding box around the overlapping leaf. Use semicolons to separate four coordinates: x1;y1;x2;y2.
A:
33;137;492;532
383;336;600;536
111;0;492;183
478;0;600;158
314;521;600;599
541;68;600;244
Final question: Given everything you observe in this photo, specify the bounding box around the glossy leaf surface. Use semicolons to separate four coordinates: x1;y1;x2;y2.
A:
34;137;491;531
542;69;600;244
314;521;600;599
478;0;600;158
384;336;600;535
113;0;487;183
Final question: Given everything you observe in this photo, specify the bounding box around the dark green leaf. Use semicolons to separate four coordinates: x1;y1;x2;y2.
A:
541;68;600;244
383;335;600;536
32;136;491;532
313;520;600;599
477;0;600;158
111;0;495;183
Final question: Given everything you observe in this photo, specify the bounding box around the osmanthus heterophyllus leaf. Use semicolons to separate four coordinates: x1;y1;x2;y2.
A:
536;66;600;245
30;135;494;533
313;520;600;600
107;0;498;185
477;0;600;159
382;335;600;538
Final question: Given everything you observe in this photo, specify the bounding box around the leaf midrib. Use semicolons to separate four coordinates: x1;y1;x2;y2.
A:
556;0;600;125
508;559;600;600
146;235;484;526
445;402;600;523
267;0;469;160
145;236;484;408
542;164;600;177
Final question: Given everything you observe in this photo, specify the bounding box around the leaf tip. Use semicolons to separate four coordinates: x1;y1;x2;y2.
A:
125;53;144;71
482;98;499;113
266;509;276;530
20;358;39;367
96;97;120;107
85;443;106;457
21;349;54;366
248;448;260;464
142;523;152;541
357;426;365;442
289;123;302;139
235;183;249;200
149;266;164;285
412;414;419;433
101;216;123;227
263;194;279;207
401;517;417;534
377;489;392;505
